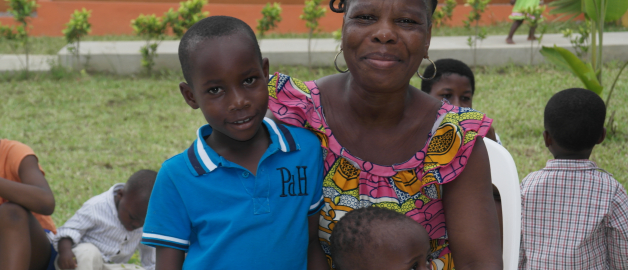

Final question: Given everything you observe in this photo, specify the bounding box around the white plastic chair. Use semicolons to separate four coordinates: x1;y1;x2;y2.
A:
484;137;521;270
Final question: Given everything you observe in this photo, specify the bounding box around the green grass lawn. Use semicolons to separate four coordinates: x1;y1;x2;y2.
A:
1;64;627;228
1;21;626;55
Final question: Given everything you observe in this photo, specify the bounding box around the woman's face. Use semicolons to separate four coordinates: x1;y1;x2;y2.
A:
342;0;432;91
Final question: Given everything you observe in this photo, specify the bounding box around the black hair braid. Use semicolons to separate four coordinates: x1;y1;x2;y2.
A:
329;0;438;21
329;0;346;13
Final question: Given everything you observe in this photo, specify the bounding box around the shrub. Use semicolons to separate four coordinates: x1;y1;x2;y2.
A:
561;20;591;59
0;0;38;74
131;14;168;75
433;0;457;27
62;8;92;70
300;0;326;68
257;2;282;39
463;0;490;66
163;0;209;38
522;5;546;65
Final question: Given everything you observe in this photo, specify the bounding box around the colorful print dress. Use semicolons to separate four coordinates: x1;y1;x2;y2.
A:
268;73;493;270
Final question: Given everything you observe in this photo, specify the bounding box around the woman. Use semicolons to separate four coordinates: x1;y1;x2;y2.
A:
268;0;502;269
506;0;540;44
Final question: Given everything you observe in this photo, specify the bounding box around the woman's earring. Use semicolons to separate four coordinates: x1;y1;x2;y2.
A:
417;57;437;80
334;49;349;73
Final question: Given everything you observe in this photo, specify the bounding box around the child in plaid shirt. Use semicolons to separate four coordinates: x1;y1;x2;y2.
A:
519;88;628;269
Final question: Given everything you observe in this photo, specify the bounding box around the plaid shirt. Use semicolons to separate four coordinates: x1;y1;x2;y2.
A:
519;159;628;270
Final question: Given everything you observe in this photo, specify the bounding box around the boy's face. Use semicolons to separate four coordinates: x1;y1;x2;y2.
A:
428;74;473;108
180;32;270;143
115;189;148;231
344;223;432;270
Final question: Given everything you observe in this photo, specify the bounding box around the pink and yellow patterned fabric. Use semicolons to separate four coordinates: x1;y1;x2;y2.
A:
268;73;493;270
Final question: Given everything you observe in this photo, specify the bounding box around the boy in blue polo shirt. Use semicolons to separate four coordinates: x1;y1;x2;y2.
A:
140;16;327;269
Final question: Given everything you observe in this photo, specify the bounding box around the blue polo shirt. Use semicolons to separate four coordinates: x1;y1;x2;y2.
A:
141;118;324;270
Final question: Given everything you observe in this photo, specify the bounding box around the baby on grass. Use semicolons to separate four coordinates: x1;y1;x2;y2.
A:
330;207;432;270
54;170;157;270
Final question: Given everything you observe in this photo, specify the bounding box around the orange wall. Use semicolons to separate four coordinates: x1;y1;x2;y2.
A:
0;1;570;37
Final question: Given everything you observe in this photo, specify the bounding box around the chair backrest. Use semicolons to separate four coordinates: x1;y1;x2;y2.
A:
484;137;521;270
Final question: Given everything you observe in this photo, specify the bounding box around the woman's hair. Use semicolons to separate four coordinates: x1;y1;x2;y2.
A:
330;0;439;24
420;58;476;94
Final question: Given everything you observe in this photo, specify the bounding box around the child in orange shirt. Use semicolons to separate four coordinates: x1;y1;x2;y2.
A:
0;139;57;270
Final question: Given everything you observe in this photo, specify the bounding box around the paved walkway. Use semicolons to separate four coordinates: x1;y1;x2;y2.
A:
2;32;627;74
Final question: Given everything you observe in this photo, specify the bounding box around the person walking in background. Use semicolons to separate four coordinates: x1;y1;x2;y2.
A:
506;0;540;44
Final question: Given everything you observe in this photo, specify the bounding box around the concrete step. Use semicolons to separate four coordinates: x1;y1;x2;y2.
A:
0;55;58;72
57;38;344;74
4;32;626;74
428;32;628;66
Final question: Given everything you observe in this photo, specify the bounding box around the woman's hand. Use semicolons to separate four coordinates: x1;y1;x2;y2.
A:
443;139;502;270
486;126;498;142
307;214;328;270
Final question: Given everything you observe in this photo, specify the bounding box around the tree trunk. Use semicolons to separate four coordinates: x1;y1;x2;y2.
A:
308;28;313;69
77;38;81;70
597;0;605;85
474;19;479;67
23;22;29;77
530;23;536;66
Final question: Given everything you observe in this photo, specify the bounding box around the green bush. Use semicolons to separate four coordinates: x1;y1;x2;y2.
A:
300;0;326;68
131;14;168;75
433;0;457;27
463;0;490;66
561;21;591;59
131;0;208;74
163;0;209;38
62;8;92;70
522;5;546;65
257;3;282;39
0;0;38;74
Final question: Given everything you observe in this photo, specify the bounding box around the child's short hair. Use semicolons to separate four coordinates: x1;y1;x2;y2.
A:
125;169;157;203
330;207;422;269
420;58;475;94
544;88;606;152
178;16;262;86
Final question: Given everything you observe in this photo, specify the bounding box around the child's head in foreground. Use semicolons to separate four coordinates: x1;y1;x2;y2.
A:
544;88;606;159
330;207;431;270
421;58;475;108
178;16;269;143
114;169;157;231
